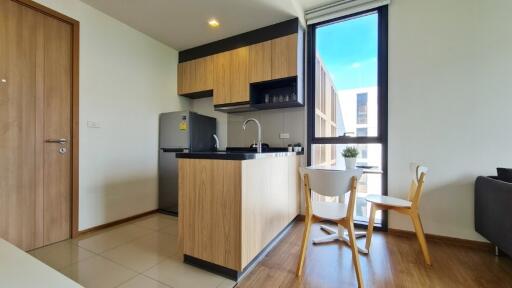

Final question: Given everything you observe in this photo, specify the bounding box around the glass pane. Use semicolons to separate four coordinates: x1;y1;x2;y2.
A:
314;13;379;138
311;144;383;224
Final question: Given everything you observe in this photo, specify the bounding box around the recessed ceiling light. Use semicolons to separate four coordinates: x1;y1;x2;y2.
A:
208;18;220;28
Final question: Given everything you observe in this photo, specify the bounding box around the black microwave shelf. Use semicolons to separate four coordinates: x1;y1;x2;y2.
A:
249;76;303;111
251;101;304;110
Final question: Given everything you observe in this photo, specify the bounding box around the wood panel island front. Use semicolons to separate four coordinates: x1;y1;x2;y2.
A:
176;151;302;280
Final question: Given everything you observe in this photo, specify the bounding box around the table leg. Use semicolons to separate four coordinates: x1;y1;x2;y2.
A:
312;224;369;254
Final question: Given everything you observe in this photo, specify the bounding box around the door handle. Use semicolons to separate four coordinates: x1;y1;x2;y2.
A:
45;138;68;144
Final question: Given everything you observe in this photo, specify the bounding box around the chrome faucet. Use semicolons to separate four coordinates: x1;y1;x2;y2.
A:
242;118;262;153
213;134;220;151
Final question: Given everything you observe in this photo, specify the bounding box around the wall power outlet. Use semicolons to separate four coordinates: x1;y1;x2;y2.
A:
87;121;101;128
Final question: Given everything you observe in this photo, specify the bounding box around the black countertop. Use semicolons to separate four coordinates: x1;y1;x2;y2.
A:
176;147;304;160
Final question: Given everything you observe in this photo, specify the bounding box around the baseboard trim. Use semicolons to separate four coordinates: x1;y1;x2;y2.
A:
388;228;492;251
76;210;158;237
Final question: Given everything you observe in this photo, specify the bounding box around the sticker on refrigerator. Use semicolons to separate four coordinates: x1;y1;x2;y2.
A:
179;121;187;131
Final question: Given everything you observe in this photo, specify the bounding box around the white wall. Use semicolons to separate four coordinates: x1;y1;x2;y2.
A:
388;0;512;240
34;0;189;230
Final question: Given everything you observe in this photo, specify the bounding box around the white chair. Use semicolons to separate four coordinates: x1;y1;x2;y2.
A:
365;164;432;265
296;167;364;288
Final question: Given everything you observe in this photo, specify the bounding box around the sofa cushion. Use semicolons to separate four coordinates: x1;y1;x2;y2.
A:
497;168;512;183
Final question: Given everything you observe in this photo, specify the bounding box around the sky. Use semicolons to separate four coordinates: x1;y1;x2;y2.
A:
316;13;378;91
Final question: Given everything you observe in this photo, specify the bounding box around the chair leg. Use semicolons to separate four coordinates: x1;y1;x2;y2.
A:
365;205;377;251
347;221;364;288
410;212;432;266
296;215;312;276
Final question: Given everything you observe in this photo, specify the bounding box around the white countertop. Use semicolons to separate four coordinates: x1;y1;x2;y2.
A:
0;239;83;288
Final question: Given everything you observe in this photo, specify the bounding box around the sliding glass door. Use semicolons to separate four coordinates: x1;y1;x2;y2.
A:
307;7;388;228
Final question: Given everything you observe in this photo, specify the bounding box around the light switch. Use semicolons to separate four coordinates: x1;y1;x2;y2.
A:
279;133;290;139
87;121;100;128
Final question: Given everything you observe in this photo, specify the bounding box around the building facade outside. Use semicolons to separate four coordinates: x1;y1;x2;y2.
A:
312;55;382;222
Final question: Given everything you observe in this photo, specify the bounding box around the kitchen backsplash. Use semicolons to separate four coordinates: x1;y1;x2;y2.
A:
227;107;305;148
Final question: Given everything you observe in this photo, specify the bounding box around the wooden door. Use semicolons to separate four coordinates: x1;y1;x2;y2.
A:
249;40;272;83
42;14;72;246
271;34;298;79
0;0;41;251
0;0;73;250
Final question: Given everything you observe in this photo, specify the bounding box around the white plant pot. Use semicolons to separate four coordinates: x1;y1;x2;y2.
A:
344;157;357;170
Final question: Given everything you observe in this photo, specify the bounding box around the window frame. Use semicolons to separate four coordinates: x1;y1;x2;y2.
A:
306;6;389;230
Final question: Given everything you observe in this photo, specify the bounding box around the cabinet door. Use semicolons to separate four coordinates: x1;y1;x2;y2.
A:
271;34;298;79
178;56;213;95
213;51;231;105
178;61;195;95
229;47;249;104
249;41;271;83
193;56;213;92
177;61;190;94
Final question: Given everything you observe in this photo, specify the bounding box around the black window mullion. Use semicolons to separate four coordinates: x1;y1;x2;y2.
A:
311;136;383;145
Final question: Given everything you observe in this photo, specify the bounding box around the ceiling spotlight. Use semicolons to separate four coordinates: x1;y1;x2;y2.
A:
208;18;220;28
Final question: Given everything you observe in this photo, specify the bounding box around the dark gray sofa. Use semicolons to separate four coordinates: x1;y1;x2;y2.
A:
475;176;512;256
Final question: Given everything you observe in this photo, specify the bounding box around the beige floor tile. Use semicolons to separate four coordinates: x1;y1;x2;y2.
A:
217;278;237;288
101;232;178;272
133;214;178;232
73;224;150;254
158;223;178;236
117;275;171;288
144;255;227;288
60;255;136;288
29;240;96;271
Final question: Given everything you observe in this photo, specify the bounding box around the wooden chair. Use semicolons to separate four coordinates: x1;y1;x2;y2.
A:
365;164;432;265
296;167;364;288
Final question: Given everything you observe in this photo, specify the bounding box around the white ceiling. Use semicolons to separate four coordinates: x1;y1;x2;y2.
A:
296;0;341;11
80;0;315;51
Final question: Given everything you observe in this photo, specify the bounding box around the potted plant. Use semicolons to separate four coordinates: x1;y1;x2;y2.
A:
342;146;359;170
293;143;302;152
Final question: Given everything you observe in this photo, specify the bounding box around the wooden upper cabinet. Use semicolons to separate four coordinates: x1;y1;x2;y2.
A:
248;40;272;83
271;34;298;79
213;47;249;105
230;47;249;104
213;51;231;105
182;33;299;106
178;56;213;95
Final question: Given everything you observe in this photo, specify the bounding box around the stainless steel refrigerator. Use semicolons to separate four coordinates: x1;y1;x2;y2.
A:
158;111;216;215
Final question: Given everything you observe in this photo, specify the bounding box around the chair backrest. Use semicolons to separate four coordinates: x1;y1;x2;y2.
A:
407;164;428;207
302;167;363;218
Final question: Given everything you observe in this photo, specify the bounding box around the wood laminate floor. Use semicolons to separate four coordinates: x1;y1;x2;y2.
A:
237;221;512;288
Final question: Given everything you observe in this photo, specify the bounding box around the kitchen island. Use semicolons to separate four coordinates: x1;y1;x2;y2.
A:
176;150;302;280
